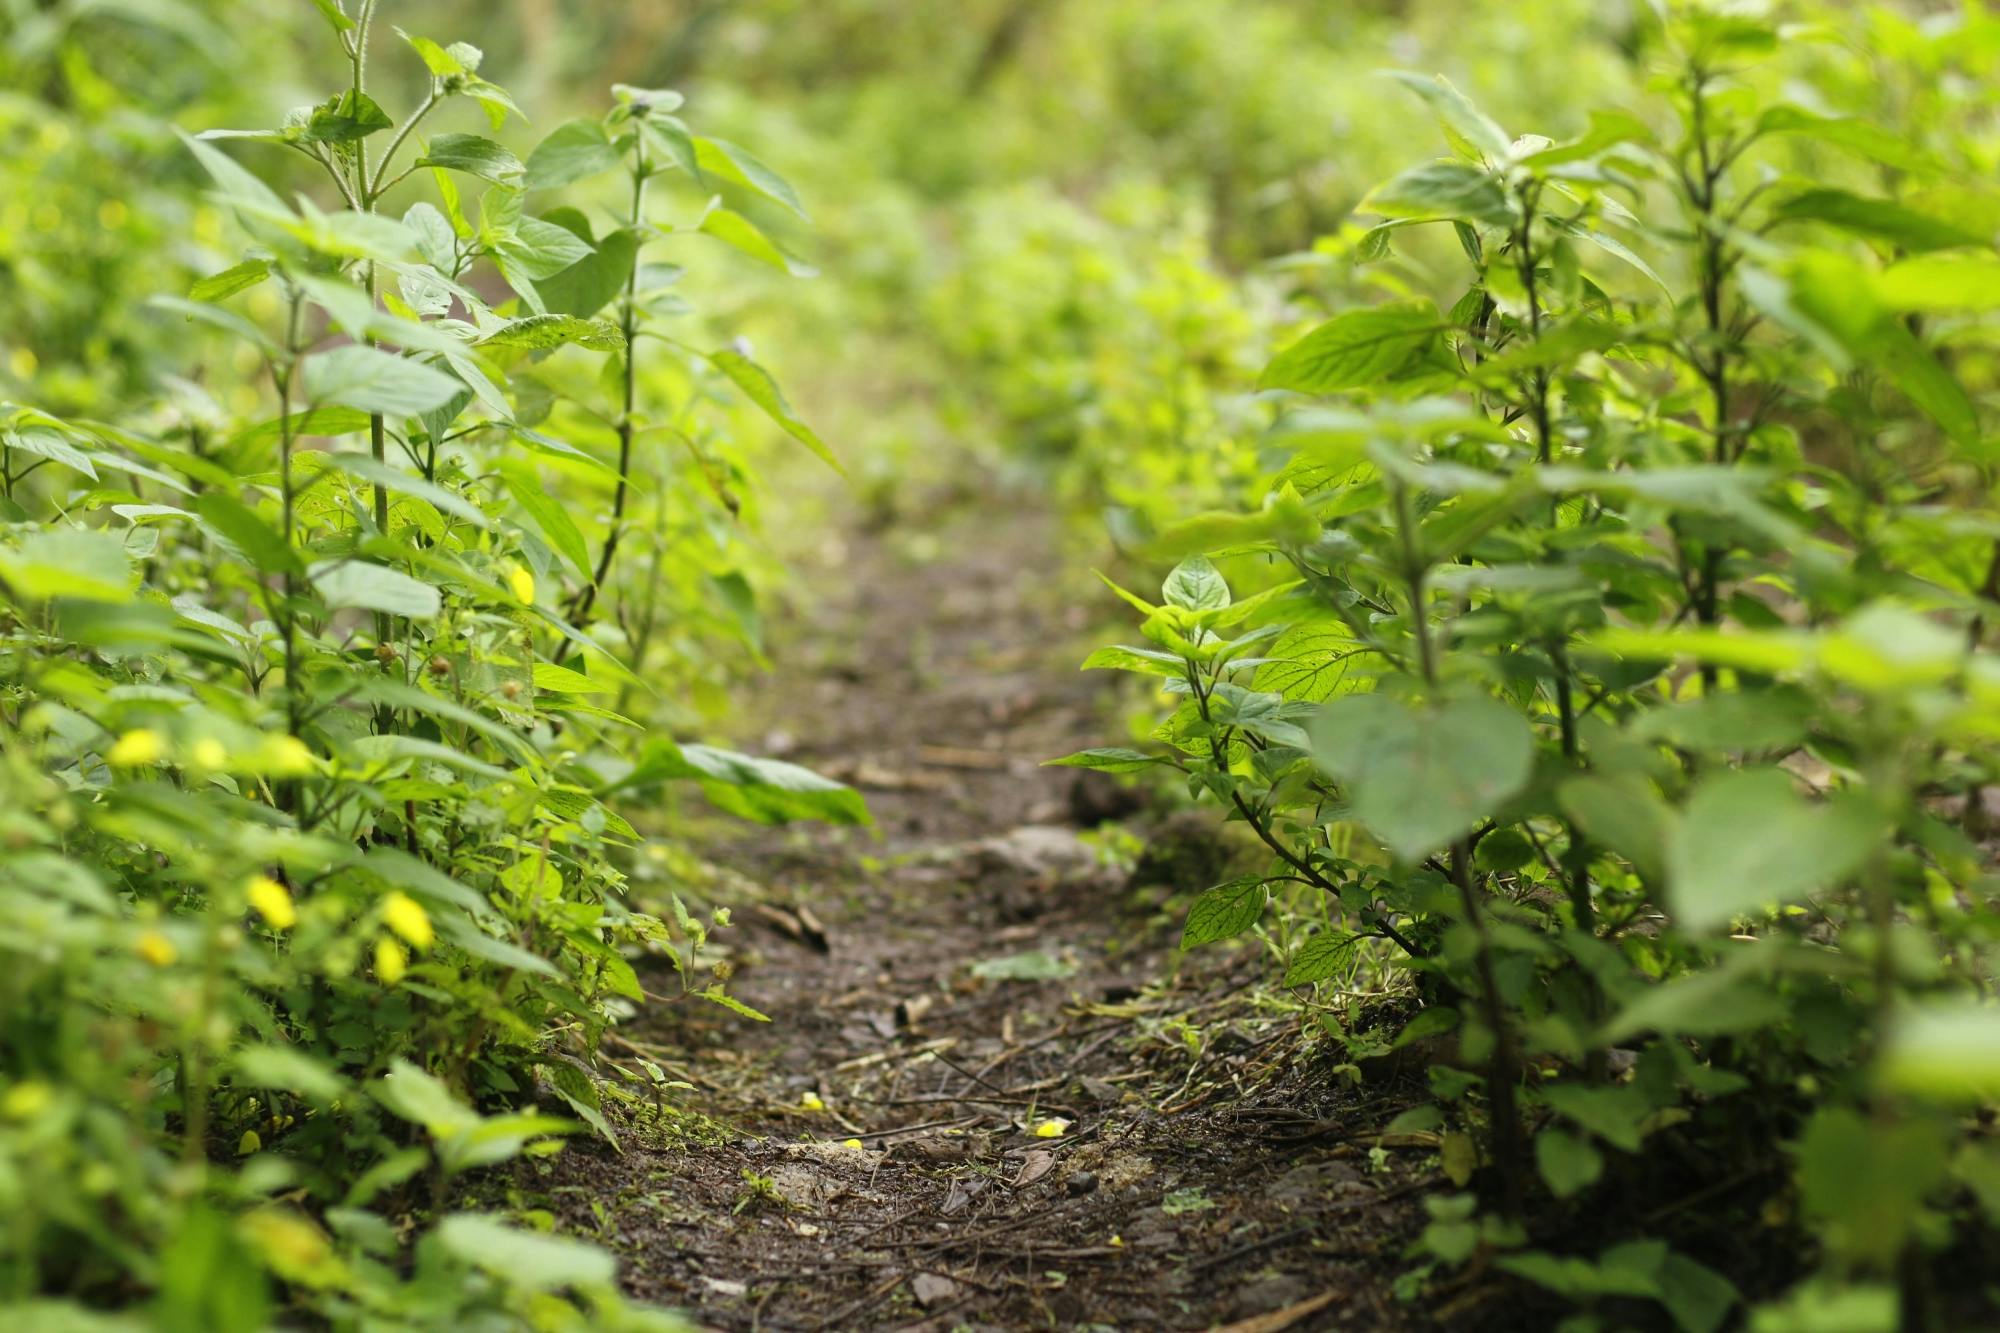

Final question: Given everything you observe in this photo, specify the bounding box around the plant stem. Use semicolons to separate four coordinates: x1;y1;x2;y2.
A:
1396;477;1524;1212
563;137;650;645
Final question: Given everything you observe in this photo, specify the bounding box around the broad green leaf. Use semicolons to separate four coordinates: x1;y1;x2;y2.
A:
1363;161;1512;226
1180;877;1268;949
1772;188;1984;252
303;90;392;144
310;559;441;619
302;346;463;418
1877;254;2000;311
322;454;493;531
526;119;621;191
1284;932;1362;986
478;314;624;352
1312;693;1533;861
693;136;807;219
708;349;841;472
417;134;524;185
1879;1001;2000;1105
1259;303;1440;394
498;218;594;280
697;205;816;276
433;1214;616;1290
500;458;592;575
1666;769;1883;932
532;663;611;695
1535;1128;1603;1199
4;425;96;479
233;1046;347;1106
195;493;300;574
536;227;636;318
1384;71;1512;161
611;739;869;825
1161;555;1229;611
0;529;132;602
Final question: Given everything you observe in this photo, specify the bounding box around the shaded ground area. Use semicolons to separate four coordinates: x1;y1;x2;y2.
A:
535;483;1457;1331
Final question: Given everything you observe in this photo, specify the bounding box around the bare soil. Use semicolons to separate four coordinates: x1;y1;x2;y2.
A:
530;481;1468;1332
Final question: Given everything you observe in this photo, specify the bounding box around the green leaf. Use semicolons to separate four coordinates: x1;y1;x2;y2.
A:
970;950;1077;981
4;425;96;479
697;205;817;276
1284;931;1362;986
323;453;493;531
1363;160;1512;226
1535;1128;1603;1199
303;90;392;145
708;349;841;472
1877;253;2000;311
1539;1082;1650;1152
302;346;463;418
693;136;807;219
1044;747;1166;773
1161;555;1229;611
189;259;270;302
1310;693;1533;862
372;1059;478;1137
417;134;524;185
1259;303;1441;394
500;458;592;576
498;218;594;280
1666;769;1883;933
1383;71;1512;161
1772;188;1985;252
532;663;611;695
478;313;624;352
1180;877;1268;949
310;0;354;33
195;493;300;575
434;1215;616;1291
233;1046;348;1106
0;530;131;602
310;560;441;619
526;119;621;191
1880;1001;2000;1105
613;739;870;825
536;226;636;319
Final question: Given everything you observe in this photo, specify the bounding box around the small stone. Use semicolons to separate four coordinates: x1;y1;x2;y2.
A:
1065;1169;1098;1196
911;1272;960;1307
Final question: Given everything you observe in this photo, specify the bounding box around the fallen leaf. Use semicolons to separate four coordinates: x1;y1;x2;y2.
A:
1015;1149;1056;1187
910;1272;960;1307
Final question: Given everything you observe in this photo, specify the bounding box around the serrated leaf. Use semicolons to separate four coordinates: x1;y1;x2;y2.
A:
1180;877;1268;949
479;314;624;352
302;346;462;418
1260;303;1441;394
417;133;524;185
526;119;621;191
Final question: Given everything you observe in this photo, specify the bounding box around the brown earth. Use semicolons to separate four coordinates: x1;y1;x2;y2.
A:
526;480;1489;1332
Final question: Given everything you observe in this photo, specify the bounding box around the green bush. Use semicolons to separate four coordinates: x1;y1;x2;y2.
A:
1069;5;2000;1324
0;7;858;1327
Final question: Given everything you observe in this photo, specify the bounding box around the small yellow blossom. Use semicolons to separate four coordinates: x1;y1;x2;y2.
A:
261;735;316;776
380;892;433;950
840;1138;864;1150
237;1129;262;1156
1034;1118;1071;1139
245;875;296;930
800;1090;825;1112
136;929;177;967
192;738;229;770
507;563;536;605
375;937;408;985
1108;1234;1123;1248
107;729;164;767
1;1081;52;1121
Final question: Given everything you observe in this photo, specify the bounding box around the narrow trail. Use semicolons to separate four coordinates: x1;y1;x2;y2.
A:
541;478;1446;1331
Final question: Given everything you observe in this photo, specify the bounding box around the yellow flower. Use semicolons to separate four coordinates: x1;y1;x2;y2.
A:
192;738;229;770
107;729;164;767
1;1081;52;1121
136;929;177;967
237;1129;262;1156
260;735;316;776
245;875;296;930
1034;1117;1071;1139
840;1138;864;1150
375;937;407;985
380;892;433;950
507;563;536;605
800;1091;825;1112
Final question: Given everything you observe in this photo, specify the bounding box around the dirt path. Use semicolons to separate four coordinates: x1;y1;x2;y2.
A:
540;481;1445;1331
